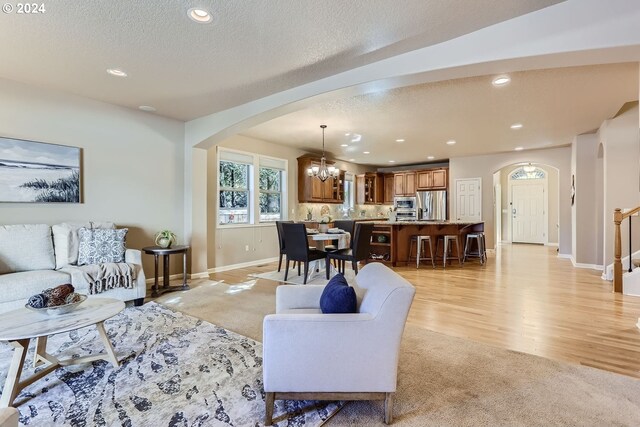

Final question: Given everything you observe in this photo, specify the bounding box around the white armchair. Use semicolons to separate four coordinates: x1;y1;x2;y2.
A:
0;408;18;427
263;263;415;424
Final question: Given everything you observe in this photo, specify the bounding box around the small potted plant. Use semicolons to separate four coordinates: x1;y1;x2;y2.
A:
155;230;177;249
318;215;332;233
306;206;313;220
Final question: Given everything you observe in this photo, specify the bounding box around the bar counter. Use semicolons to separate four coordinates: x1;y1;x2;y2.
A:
364;220;484;267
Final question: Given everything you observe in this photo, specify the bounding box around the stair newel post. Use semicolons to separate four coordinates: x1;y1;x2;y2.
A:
614;208;623;293
629;215;633;273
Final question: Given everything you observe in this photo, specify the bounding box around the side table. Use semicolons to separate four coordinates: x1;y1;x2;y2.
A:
142;245;190;297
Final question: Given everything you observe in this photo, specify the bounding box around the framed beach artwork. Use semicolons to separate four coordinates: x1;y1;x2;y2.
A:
0;136;81;203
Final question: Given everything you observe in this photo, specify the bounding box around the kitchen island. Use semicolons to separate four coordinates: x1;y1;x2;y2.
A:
366;220;484;267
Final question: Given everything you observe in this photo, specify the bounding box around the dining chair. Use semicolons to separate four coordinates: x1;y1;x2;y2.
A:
275;220;296;272
281;223;327;284
325;222;374;278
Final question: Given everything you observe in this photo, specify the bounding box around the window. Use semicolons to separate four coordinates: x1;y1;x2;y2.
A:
219;161;250;224
259;167;283;222
217;148;288;227
511;167;545;180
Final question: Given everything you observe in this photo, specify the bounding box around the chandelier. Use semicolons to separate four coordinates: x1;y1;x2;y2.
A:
523;163;536;173
307;124;339;182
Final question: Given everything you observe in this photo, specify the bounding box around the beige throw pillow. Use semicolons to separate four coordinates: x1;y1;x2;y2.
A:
52;221;116;269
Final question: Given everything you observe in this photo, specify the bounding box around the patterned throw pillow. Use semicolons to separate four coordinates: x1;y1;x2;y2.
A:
77;228;128;265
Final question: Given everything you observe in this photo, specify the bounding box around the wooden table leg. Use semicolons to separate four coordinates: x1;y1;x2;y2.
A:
95;322;119;368
152;254;159;297
163;254;170;289
1;339;30;408
33;336;48;368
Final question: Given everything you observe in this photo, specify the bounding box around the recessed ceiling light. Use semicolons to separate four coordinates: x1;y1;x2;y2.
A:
395;139;405;143
510;123;523;130
514;146;524;151
389;160;395;163
427;156;435;160
139;105;156;112
446;140;456;145
188;8;213;23
106;68;127;77
363;151;370;154
492;75;511;86
349;158;355;161
345;133;350;136
340;144;348;147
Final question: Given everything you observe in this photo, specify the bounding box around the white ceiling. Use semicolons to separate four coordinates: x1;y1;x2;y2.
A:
241;63;639;166
0;0;561;121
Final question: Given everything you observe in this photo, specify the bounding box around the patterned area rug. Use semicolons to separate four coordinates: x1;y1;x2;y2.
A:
0;302;341;426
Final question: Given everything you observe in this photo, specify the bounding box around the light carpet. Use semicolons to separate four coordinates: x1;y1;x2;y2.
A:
251;267;356;286
159;278;640;426
0;302;341;426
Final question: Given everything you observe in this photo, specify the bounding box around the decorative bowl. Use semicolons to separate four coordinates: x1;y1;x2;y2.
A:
25;294;88;316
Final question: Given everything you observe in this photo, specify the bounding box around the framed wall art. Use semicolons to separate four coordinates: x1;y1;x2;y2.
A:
0;136;81;203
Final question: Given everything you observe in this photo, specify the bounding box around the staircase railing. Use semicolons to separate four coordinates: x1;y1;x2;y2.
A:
613;206;640;292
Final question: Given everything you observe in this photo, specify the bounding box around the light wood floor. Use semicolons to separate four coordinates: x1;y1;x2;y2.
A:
207;244;640;378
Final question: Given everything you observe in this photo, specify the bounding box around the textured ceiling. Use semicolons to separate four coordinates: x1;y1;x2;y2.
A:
241;63;639;166
0;0;561;120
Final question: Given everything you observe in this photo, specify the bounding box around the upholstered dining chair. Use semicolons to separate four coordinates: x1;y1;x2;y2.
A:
325;222;374;278
263;263;416;424
281;223;327;284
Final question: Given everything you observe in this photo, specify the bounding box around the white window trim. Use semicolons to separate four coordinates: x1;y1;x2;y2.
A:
217;147;288;229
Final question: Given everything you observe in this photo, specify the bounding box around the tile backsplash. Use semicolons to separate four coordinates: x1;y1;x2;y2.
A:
296;203;393;221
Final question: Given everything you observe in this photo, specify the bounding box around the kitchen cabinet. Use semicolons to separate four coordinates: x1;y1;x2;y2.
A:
394;172;416;196
417;168;447;190
297;156;345;203
356;173;383;205
383;173;394;204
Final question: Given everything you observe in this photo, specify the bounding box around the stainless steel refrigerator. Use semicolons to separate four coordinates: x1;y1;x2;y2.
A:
416;190;447;220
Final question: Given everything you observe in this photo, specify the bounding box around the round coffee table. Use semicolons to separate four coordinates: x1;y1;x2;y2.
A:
0;298;124;408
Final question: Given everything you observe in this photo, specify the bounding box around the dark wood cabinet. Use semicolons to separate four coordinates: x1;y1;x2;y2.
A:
416;168;448;190
384;174;394;204
297;156;345;203
394;172;416;196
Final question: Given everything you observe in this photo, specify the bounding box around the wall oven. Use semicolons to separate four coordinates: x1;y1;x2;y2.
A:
394;196;417;221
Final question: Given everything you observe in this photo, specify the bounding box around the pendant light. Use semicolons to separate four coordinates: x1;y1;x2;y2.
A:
307;124;339;182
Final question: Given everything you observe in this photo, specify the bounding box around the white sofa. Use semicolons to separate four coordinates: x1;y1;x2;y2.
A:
0;223;146;313
263;263;416;424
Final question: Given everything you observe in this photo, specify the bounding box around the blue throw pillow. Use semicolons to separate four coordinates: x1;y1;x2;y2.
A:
320;273;357;314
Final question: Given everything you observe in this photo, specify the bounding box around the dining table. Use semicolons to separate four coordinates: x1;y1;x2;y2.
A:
304;229;351;280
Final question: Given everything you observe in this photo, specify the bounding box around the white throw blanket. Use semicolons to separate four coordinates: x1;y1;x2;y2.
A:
61;263;137;294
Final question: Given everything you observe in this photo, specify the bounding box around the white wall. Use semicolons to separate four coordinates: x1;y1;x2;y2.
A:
0;79;185;277
599;106;640;266
571;133;600;266
450;146;571;254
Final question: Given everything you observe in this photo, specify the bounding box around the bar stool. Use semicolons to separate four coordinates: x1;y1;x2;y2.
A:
436;235;463;268
463;232;486;265
408;235;435;268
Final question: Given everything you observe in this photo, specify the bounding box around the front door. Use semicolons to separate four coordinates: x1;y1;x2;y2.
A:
455;178;482;222
511;183;546;243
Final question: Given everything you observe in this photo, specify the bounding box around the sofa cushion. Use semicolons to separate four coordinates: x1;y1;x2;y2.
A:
52;222;92;269
0;224;55;274
320;273;357;314
77;228;128;265
0;270;72;302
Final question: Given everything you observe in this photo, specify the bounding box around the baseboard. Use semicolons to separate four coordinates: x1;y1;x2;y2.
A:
145;272;210;284
208;257;280;273
545;242;559;247
557;253;603;271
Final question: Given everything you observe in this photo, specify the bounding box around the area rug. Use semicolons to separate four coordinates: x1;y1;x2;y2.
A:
0;302;341;426
251;266;355;286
